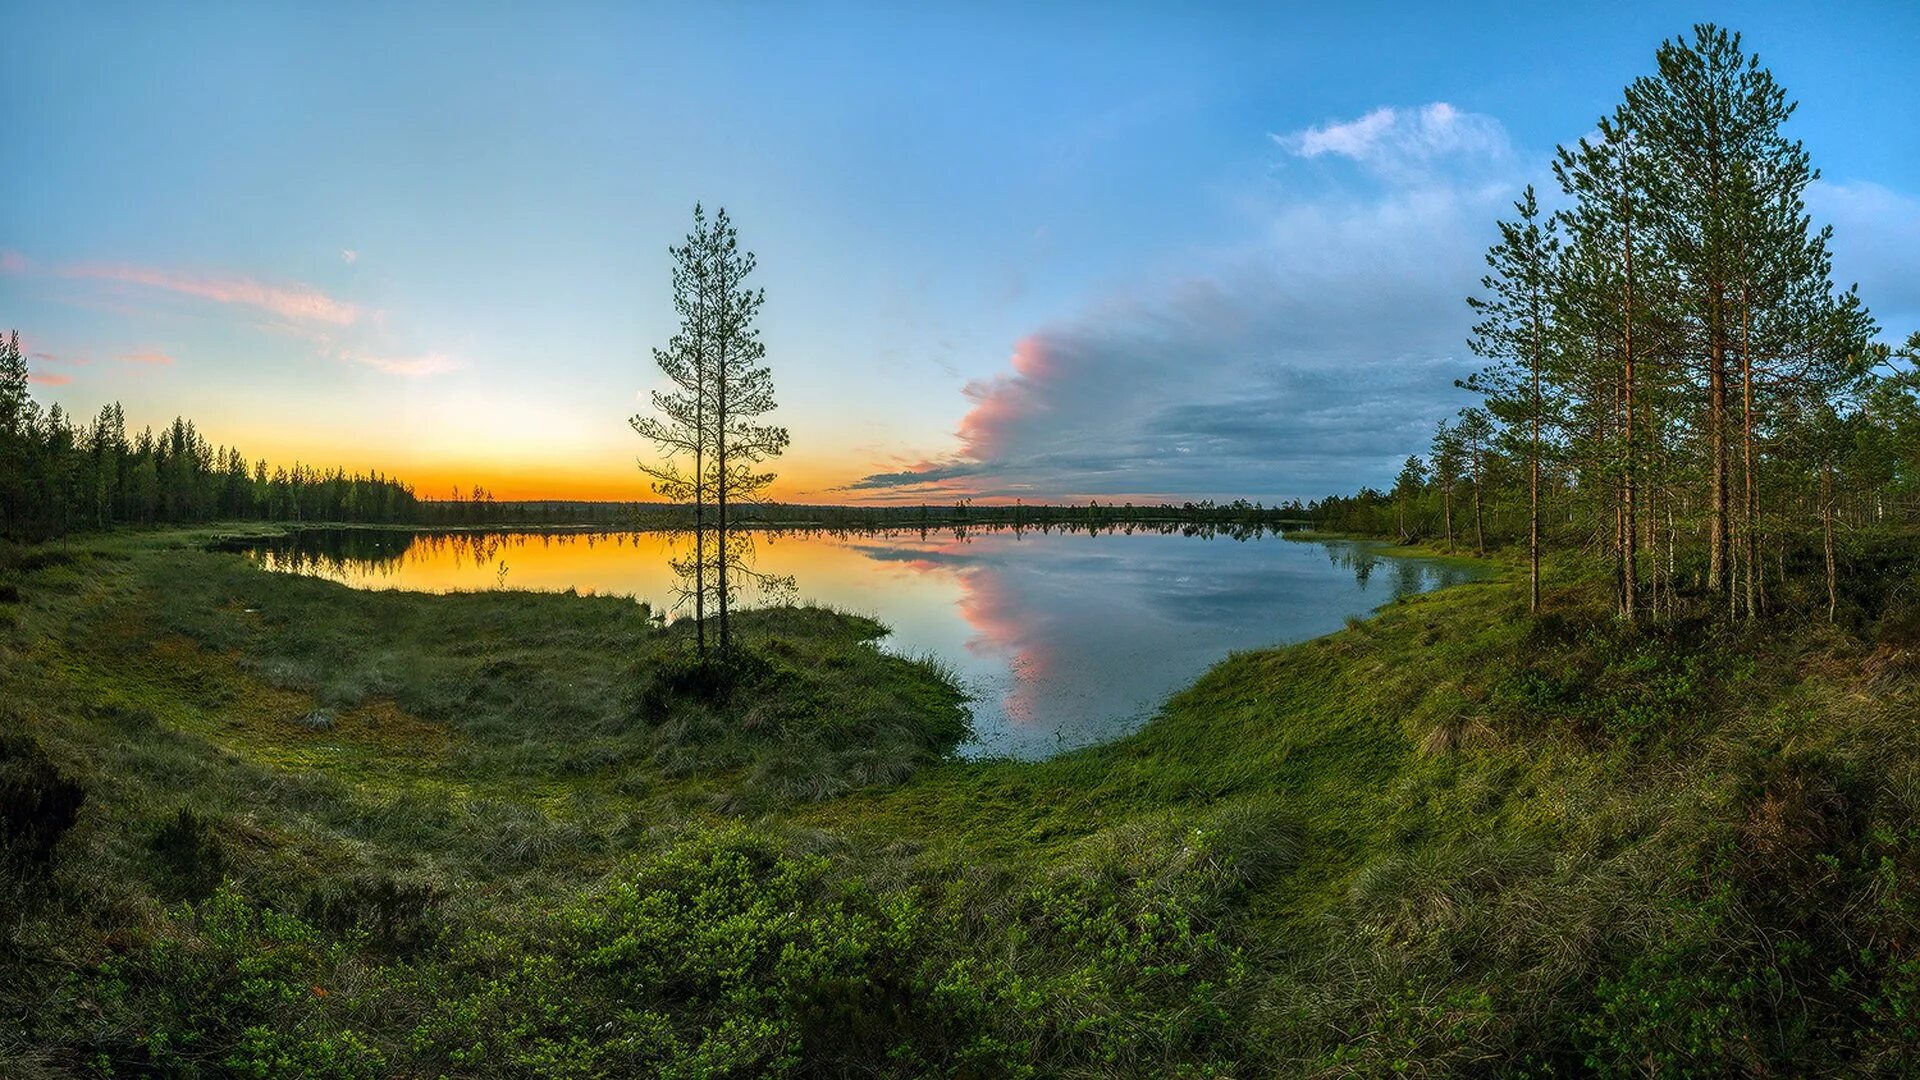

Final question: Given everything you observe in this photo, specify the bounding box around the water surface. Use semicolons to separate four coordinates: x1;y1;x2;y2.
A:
247;526;1484;759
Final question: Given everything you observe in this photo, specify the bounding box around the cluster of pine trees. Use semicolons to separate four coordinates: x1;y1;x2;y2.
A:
1345;25;1920;623
0;332;423;540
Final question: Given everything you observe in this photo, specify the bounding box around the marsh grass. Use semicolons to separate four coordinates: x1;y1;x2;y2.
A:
5;528;1920;1074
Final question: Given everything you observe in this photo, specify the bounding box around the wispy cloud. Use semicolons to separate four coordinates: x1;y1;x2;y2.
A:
55;259;362;326
27;372;73;386
341;249;359;264
1272;102;1511;184
8;249;480;384
346;351;461;377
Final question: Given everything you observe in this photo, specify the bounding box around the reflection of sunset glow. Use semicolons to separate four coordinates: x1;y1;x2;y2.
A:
253;529;942;614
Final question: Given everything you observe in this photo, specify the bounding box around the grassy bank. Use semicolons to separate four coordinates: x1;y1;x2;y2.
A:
5;528;1920;1075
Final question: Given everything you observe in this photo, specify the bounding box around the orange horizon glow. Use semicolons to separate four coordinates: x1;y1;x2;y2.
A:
380;462;892;505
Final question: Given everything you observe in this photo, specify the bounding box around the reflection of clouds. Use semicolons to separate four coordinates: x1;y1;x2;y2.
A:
953;566;1056;729
852;532;1489;757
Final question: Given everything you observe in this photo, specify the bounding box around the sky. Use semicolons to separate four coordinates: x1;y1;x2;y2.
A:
4;1;1918;504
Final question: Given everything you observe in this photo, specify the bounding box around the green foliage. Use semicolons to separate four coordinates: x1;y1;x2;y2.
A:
86;886;385;1078
1580;883;1770;1073
1486;615;1728;748
400;823;1250;1077
149;806;228;901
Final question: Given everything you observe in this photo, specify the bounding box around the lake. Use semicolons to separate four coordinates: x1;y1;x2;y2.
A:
245;526;1485;759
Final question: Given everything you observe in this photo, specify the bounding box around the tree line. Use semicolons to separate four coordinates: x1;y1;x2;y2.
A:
0;332;426;540
1;332;652;540
1323;24;1920;624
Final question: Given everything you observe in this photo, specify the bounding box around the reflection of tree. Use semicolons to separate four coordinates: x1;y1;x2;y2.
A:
1325;543;1379;589
252;528;526;589
661;527;795;625
1390;558;1424;598
252;528;418;581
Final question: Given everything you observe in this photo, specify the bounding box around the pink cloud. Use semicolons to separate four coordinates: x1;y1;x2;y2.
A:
0;250;28;275
27;351;89;366
115;349;175;366
57;260;361;326
845;334;1083;497
957;335;1065;462
28;372;73;386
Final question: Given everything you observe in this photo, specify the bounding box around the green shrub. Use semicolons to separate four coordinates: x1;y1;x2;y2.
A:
87;887;385;1078
149;806;227;900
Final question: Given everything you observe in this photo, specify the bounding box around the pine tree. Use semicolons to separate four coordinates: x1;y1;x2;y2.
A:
1627;23;1805;600
1465;186;1559;609
703;208;789;655
1456;408;1495;556
633;205;719;656
1394;455;1426;541
1430;420;1463;552
0;331;38;536
633;207;789;658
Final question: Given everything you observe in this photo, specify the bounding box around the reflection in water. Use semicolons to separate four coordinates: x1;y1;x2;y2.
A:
247;526;1485;759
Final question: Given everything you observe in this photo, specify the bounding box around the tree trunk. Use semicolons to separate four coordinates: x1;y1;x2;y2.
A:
1472;460;1485;556
1614;494;1626;617
1708;335;1728;597
1740;292;1759;620
714;254;731;657
1823;464;1837;622
1667;502;1677;620
1620;189;1637;622
695;250;712;658
1529;326;1542;614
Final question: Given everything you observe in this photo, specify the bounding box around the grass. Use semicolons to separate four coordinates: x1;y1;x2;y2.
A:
5;526;1920;1075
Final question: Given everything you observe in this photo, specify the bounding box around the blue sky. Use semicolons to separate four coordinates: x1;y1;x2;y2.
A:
4;2;1917;501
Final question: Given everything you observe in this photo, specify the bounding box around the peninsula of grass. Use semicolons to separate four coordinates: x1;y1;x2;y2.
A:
6;527;1920;1076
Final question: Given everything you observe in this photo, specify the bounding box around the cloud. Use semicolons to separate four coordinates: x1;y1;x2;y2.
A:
27;351;88;366
855;106;1520;502
842;459;984;491
1806;179;1920;331
55;260;362;326
27;372;73;386
9;249;483;384
341;249;359;264
346;351;461;377
1272;102;1511;184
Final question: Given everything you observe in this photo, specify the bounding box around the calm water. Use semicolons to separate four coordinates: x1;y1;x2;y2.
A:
245;526;1485;759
